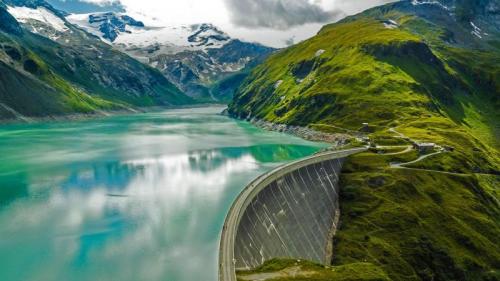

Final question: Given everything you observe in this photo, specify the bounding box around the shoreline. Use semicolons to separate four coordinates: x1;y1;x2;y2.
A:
223;111;352;145
0;103;227;126
251;119;351;145
2;104;353;149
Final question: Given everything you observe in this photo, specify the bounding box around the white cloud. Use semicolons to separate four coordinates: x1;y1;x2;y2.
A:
119;0;230;25
222;22;326;48
66;0;399;47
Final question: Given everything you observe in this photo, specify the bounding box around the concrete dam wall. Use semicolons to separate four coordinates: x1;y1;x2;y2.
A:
219;148;366;281
234;157;344;269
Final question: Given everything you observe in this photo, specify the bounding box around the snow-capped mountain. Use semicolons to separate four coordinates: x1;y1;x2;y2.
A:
6;4;69;40
85;12;145;42
0;0;192;116
7;5;68;32
67;12;275;101
1;0;273;101
3;4;274;101
67;13;233;53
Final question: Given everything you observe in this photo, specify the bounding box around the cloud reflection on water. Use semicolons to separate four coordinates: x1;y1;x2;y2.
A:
1;147;262;281
0;107;323;281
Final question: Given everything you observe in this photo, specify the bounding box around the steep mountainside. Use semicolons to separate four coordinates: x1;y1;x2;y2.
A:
67;13;275;101
231;0;500;280
0;0;191;121
230;0;499;159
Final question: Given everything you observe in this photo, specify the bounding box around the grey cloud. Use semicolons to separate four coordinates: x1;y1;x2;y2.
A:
224;0;344;30
284;36;296;46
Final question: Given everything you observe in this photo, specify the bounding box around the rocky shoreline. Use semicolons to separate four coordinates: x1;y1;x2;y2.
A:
222;110;351;146
252;119;351;145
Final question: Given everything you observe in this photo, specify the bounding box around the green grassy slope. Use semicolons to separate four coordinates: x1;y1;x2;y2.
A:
334;151;500;280
232;1;500;280
239;153;499;281
0;34;121;118
237;259;391;281
229;2;499;144
229;1;500;170
0;59;119;117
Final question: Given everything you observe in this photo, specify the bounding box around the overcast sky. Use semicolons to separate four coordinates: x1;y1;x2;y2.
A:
49;0;397;47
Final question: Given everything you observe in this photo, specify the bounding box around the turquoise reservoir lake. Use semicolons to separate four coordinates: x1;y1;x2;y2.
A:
0;106;325;281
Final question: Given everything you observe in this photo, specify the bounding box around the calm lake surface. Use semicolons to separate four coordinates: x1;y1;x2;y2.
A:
0;106;325;281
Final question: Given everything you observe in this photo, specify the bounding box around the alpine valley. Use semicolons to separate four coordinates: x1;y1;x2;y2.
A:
66;12;274;101
0;0;193;120
0;0;274;121
0;0;499;281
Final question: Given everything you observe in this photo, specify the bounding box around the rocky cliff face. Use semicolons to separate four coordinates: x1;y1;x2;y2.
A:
87;12;144;42
149;39;274;100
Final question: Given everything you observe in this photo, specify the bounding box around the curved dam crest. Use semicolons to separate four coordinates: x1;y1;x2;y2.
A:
219;147;367;281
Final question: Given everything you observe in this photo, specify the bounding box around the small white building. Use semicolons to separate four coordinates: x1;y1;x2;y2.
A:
413;142;436;153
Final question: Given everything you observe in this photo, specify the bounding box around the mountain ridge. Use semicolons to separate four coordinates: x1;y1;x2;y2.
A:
67;11;275;101
0;0;193;121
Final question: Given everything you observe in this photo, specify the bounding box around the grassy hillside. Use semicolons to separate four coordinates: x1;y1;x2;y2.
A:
0;58;118;117
333;151;500;280
229;1;500;171
231;1;500;280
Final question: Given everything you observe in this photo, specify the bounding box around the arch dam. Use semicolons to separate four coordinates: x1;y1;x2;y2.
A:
218;147;367;281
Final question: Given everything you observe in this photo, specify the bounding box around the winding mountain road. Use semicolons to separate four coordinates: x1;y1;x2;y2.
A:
390;150;444;168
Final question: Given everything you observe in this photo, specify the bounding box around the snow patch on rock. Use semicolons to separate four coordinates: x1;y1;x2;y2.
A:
470;21;484;39
383;19;399;29
7;6;68;32
315;49;325;57
411;0;450;11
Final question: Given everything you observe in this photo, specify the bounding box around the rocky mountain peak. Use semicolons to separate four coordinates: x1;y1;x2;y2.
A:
86;12;144;42
187;23;230;47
